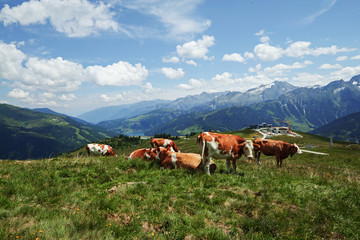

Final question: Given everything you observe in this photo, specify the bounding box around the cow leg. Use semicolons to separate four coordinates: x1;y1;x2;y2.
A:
226;158;231;174
204;157;211;175
276;156;281;167
255;151;261;164
279;158;283;167
231;158;237;174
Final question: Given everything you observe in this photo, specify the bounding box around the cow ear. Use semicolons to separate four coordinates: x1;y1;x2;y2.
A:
238;142;245;147
253;143;260;150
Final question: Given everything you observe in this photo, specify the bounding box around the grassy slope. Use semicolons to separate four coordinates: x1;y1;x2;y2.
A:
1;130;360;239
0;104;112;159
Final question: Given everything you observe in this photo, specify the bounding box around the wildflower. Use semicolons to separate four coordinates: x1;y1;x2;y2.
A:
76;208;80;211
39;230;43;233
16;236;19;239
152;232;155;237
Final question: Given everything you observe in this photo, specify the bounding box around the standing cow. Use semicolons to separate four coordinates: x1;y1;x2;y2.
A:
252;138;302;167
86;143;117;157
197;132;254;175
150;138;180;152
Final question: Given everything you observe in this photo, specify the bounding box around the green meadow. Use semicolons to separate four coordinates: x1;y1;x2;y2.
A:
1;131;360;239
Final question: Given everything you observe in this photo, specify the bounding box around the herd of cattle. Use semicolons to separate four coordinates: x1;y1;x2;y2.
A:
86;132;302;175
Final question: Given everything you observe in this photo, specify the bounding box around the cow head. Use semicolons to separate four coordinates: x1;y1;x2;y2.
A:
239;140;254;160
290;143;302;157
155;147;170;162
107;148;118;157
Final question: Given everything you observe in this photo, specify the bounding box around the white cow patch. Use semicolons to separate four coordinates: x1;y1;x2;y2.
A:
171;153;177;168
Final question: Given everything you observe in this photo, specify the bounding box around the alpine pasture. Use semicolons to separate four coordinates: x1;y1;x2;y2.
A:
1;131;359;239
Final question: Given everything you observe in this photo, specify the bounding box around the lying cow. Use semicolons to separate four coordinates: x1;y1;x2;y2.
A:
252;138;302;167
150;138;180;152
127;148;158;161
158;149;217;173
86;143;117;157
197;132;254;175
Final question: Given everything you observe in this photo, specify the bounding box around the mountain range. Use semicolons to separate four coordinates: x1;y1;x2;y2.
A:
2;75;360;160
91;76;360;136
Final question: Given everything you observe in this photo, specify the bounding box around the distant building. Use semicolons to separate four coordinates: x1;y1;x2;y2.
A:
249;122;272;129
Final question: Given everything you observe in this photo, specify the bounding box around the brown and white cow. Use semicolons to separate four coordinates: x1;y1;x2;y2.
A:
126;148;158;161
163;152;217;173
252;138;302;167
150;138;180;152
158;149;217;173
86;143;117;157
197;132;254;175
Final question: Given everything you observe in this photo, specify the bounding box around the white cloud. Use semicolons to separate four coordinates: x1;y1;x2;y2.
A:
254;43;283;61
119;0;211;40
7;89;30;99
24;57;85;92
0;41;149;97
176;35;215;59
0;41;26;80
292;73;326;86
336;56;348;61
185;60;197;66
260;36;270;43
59;93;77;101
255;30;264;36
351;55;360;60
161;67;185;79
263;61;313;76
86;61;148;87
0;0;120;37
319;63;342;69
222;53;245;63
330;65;360;81
244;52;255;59
162;56;180;63
254;41;356;61
177;78;204;90
301;0;337;25
212;72;236;85
248;64;262;73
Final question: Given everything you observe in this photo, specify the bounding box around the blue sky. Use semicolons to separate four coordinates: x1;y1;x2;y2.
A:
1;0;360;116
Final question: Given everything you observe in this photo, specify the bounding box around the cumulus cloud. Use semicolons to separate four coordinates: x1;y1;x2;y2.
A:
319;63;342;69
161;67;185;79
330;65;360;81
185;60;197;66
254;41;356;61
336;56;348;61
0;41;26;80
222;53;245;63
1;41;149;95
162;56;180;63
7;89;30;99
59;93;77;101
254;43;283;61
177;78;204;90
176;35;215;59
351;55;360;60
0;0;120;37
263;61;313;76
86;61;148;86
24;57;85;92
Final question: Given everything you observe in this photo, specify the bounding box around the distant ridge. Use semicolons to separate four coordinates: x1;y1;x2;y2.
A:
310;111;360;143
0;104;115;160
